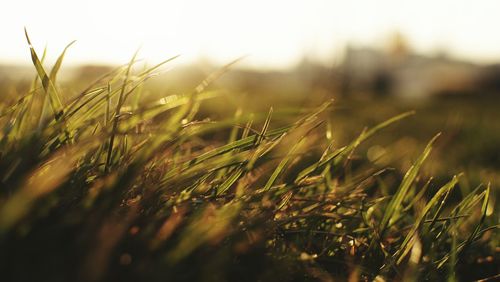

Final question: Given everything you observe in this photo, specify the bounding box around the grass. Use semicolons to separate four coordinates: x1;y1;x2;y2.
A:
0;36;497;282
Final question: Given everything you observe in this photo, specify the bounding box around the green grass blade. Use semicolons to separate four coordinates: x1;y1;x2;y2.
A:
24;28;64;121
263;137;305;191
395;175;460;264
49;40;76;84
217;167;244;195
104;51;138;172
255;107;273;146
379;133;440;238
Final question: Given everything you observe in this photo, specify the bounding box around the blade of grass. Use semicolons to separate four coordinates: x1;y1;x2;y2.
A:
24;28;64;122
104;53;137;172
395;174;460;264
379;133;440;238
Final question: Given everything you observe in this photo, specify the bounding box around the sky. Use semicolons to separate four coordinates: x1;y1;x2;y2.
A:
2;0;500;69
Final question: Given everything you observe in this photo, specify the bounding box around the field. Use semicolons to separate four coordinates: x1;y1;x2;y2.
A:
0;39;498;282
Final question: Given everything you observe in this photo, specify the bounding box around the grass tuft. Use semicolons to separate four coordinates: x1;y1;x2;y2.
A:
0;41;497;282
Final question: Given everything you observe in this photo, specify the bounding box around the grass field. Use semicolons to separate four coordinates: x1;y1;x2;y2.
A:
0;37;498;282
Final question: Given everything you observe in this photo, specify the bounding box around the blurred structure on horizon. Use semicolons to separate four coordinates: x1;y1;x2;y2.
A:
339;33;480;98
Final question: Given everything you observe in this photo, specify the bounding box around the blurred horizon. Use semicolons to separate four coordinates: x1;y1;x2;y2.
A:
3;0;500;70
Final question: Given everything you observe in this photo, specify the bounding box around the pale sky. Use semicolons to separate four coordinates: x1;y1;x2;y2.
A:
2;0;500;69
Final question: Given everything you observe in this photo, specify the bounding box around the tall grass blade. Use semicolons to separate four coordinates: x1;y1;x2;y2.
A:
379;133;440;238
